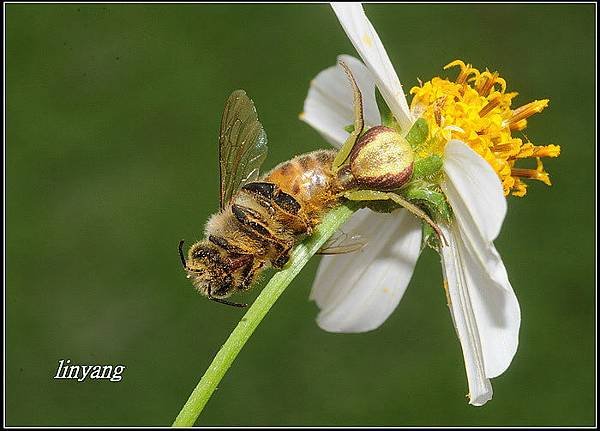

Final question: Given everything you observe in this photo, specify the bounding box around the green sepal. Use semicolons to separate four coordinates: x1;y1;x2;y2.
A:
342;189;400;214
420;222;439;252
412;154;443;181
405;118;428;150
403;182;452;223
375;88;402;133
375;88;393;128
362;199;398;214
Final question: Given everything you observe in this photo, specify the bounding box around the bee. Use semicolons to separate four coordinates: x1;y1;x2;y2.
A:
179;63;439;308
179;90;345;307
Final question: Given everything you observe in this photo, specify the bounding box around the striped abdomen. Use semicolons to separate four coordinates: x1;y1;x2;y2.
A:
207;149;341;268
262;149;340;224
189;149;342;300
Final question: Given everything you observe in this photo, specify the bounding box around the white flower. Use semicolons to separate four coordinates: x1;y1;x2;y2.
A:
301;2;521;406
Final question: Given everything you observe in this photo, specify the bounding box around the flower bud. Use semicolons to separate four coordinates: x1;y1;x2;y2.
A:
349;125;414;190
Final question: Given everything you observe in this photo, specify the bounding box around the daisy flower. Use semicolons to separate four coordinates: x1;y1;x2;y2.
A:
301;3;559;406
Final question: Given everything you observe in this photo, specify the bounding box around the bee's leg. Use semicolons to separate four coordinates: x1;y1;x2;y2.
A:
241;182;276;197
231;203;293;268
271;188;313;235
241;182;277;216
207;284;248;308
239;260;265;291
243;181;312;235
208;234;247;255
231;204;277;240
227;253;255;272
271;242;293;269
343;190;448;246
272;189;301;214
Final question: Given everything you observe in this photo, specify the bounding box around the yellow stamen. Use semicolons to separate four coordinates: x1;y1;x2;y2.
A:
507;99;549;126
492;143;515;153
511;159;552;186
434;96;447;126
511;178;527;197
476;71;499;96
509;119;528;131
409;60;560;197
516;143;561;159
479;97;501;117
444;60;477;84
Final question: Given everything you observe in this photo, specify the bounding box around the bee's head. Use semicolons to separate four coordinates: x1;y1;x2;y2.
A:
179;240;234;299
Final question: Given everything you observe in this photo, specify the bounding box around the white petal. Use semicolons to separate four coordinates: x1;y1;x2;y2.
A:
311;208;422;333
302;55;380;148
440;224;493;406
443;140;520;380
443;140;512;291
443;139;506;242
331;3;413;132
453;226;520;379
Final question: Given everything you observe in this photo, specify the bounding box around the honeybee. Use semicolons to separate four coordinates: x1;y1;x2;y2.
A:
180;63;440;307
179;90;345;307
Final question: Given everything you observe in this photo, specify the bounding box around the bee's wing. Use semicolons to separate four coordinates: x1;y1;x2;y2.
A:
219;90;268;209
317;230;367;255
310;208;422;333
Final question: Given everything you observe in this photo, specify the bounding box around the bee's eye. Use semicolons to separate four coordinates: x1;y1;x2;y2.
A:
192;247;220;261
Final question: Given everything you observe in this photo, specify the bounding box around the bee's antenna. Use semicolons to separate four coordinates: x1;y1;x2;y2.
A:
208;296;248;308
179;239;203;273
178;240;188;269
207;284;248;308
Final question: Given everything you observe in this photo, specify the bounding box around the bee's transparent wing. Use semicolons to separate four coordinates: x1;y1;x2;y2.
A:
317;230;367;255
310;208;422;333
219;90;268;208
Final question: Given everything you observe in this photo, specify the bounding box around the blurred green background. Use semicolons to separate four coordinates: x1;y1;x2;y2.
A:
6;3;595;426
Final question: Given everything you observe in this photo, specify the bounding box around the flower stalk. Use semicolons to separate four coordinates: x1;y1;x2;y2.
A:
172;204;356;427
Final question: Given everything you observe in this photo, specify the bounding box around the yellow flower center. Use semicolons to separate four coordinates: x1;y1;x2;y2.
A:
409;60;560;197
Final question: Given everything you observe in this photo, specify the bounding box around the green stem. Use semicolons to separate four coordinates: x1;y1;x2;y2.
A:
172;204;356;427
